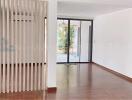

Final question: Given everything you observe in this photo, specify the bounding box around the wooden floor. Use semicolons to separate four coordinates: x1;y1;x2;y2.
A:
1;63;132;100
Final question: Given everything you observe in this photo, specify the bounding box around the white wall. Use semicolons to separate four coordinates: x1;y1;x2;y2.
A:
47;0;57;87
93;9;132;78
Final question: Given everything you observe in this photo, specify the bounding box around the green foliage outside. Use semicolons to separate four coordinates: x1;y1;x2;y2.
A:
57;22;75;53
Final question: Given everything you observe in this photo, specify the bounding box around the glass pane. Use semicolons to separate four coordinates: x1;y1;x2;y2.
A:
80;21;91;62
57;20;68;62
69;21;81;62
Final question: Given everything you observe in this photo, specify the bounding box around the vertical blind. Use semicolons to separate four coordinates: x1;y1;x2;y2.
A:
0;0;47;93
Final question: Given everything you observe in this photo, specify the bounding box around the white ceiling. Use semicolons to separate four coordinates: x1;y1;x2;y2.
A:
57;0;132;18
58;0;132;6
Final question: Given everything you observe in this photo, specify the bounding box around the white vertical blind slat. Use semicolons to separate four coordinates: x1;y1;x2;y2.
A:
0;0;2;93
6;0;10;93
44;2;47;90
30;0;34;91
14;0;18;92
39;3;42;90
10;0;14;93
41;2;45;90
34;0;38;91
38;2;41;90
26;0;30;91
2;0;6;93
18;0;22;92
22;0;26;92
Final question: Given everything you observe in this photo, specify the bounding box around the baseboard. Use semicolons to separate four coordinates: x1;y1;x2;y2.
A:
93;62;132;82
47;87;57;93
57;62;91;64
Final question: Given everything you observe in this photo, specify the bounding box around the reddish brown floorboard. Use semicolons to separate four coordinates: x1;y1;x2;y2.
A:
1;63;132;100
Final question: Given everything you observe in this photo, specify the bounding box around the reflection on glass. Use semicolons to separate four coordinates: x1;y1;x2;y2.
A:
57;64;92;89
57;20;68;62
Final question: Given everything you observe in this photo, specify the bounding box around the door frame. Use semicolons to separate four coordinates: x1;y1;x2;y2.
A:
57;18;93;64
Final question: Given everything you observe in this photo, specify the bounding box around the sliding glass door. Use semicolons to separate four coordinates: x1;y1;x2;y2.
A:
57;20;68;62
80;21;92;62
57;18;93;63
69;20;81;62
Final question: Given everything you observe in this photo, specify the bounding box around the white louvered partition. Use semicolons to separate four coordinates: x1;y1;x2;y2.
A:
0;0;47;93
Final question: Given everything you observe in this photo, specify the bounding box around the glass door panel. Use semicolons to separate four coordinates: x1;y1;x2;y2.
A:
69;21;81;62
80;21;91;62
57;20;68;62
